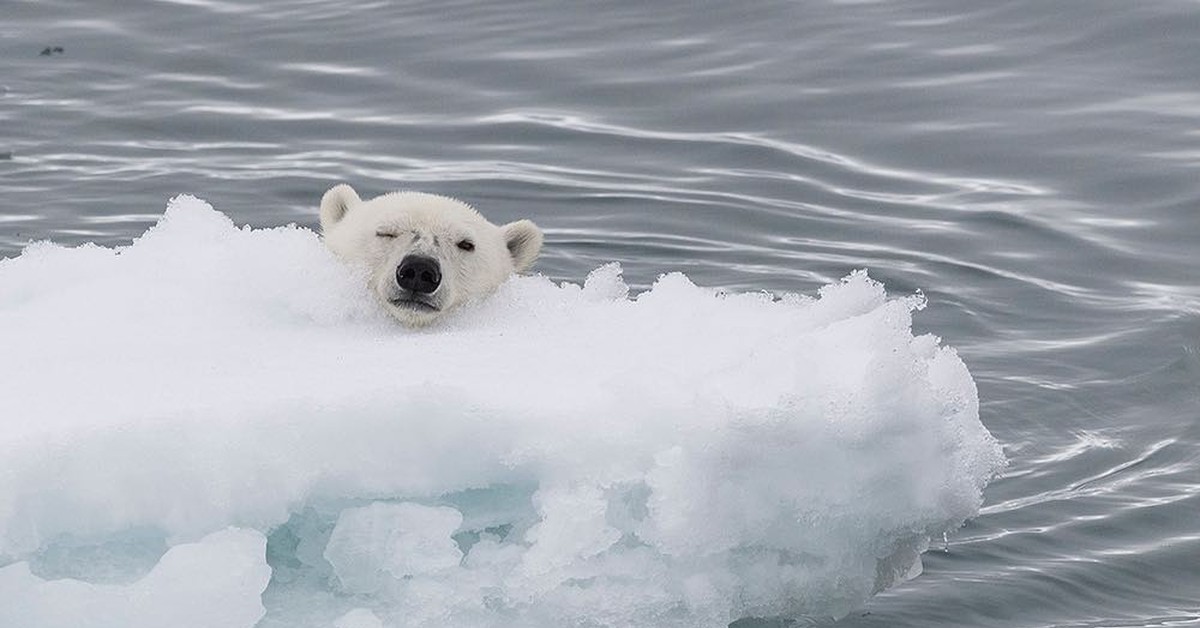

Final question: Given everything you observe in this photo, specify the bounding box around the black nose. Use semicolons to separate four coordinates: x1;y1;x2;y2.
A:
396;255;442;294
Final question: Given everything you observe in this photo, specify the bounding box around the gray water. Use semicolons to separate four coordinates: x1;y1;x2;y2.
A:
3;1;1199;626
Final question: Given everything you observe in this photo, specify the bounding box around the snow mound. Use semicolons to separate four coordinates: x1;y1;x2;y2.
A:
0;196;1004;627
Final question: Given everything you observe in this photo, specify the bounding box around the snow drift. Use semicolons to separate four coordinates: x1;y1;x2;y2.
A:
0;196;1004;627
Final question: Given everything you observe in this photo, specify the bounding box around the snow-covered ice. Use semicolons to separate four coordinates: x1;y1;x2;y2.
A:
0;196;1005;627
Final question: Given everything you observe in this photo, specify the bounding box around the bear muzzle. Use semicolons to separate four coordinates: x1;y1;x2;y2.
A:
388;255;443;314
396;255;442;295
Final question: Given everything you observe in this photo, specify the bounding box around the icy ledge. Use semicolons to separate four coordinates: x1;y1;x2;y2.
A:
0;196;1004;627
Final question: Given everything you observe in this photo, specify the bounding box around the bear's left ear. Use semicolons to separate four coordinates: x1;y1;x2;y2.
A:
501;219;543;272
319;184;361;233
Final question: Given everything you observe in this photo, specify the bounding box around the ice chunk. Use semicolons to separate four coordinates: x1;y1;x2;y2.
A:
0;197;1005;626
0;528;270;628
324;502;464;594
334;608;385;628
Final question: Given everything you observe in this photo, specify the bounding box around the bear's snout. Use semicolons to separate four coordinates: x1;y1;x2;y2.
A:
396;255;442;295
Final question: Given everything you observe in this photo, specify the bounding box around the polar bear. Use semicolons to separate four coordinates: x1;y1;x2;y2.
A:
319;184;543;327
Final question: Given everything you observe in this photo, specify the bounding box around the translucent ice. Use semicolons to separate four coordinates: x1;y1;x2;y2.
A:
0;196;1005;627
324;502;464;594
0;528;270;628
335;608;386;628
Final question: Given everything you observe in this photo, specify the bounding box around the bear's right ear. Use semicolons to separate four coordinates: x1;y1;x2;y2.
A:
320;184;361;232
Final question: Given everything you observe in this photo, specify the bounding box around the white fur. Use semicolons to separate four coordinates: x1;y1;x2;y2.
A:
319;184;543;327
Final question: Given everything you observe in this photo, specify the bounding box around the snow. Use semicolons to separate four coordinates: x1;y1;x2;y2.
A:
0;196;1005;627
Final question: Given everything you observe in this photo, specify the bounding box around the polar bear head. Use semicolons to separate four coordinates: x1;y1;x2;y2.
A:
319;184;543;327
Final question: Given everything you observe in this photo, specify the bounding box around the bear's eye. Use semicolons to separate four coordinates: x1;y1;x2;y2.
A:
457;239;475;252
375;231;397;239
